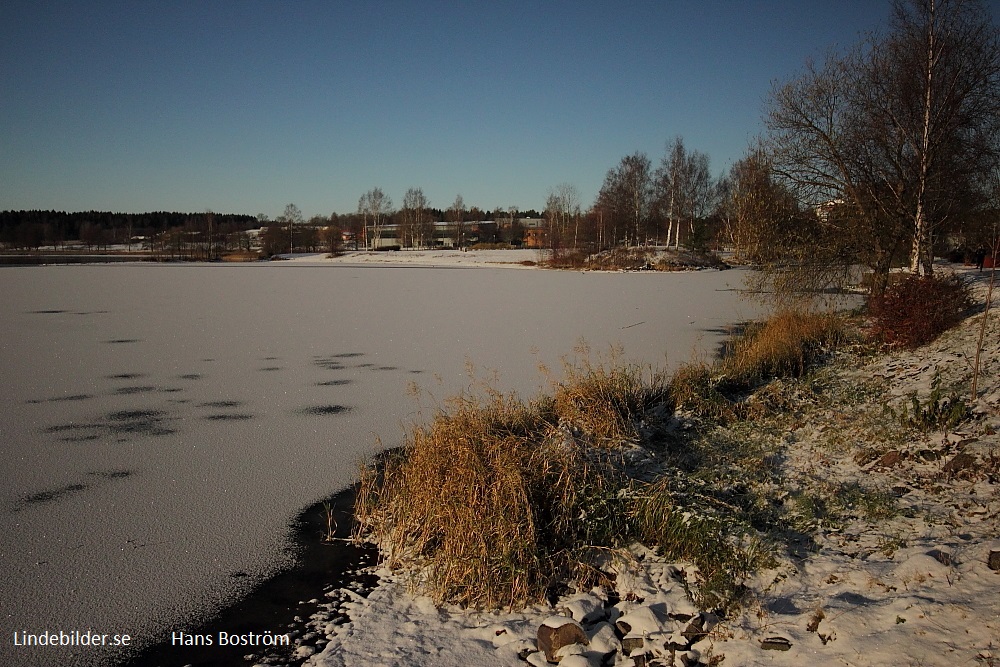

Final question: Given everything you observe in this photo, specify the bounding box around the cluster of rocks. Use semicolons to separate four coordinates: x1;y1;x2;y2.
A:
510;579;724;667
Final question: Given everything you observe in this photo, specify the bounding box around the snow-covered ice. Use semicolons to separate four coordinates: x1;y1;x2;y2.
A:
0;257;757;666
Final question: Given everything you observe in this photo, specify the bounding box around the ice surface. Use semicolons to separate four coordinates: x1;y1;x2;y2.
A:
0;261;758;665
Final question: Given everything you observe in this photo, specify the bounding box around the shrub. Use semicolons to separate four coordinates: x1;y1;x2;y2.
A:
868;274;973;349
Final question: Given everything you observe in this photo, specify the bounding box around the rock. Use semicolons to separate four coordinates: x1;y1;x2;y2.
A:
988;550;1000;572
943;452;977;475
681;614;708;643
615;606;667;637
621;633;645;655
873;450;904;468
537;616;589;663
630;652;652;667
761;636;793;651
928;549;953;566
526;650;550;667
557;593;605;624
555;654;594;667
586;622;622;656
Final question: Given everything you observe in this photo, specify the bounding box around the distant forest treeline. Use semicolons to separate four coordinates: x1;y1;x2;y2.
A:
0;210;258;250
0;208;546;251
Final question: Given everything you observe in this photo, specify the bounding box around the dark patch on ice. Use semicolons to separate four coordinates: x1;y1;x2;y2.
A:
28;309;67;314
178;373;202;380
298;405;352;416
159;387;183;393
229;570;249;578
313;358;345;370
105;338;142;344
330;352;364;358
61;434;101;442
167;398;190;404
113;385;157;395
44;422;99;434
106;372;146;380
107;408;163;421
316;379;353;386
26;393;93;404
409;369;425;374
103;409;175;437
258;366;282;372
202;358;215;362
203;413;254;421
74;310;109;315
375;366;398;371
15;483;88;511
263;356;279;361
89;470;133;480
198;400;244;408
355;362;374;368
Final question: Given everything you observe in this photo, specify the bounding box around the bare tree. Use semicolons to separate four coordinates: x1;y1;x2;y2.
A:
358;188;393;250
655;137;716;249
321;212;343;256
545;183;581;262
280;203;304;255
596;153;653;247
401;187;430;248
448;194;466;249
496;206;521;246
767;0;1000;292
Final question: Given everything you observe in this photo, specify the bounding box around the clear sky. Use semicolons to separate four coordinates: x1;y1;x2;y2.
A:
0;1;955;218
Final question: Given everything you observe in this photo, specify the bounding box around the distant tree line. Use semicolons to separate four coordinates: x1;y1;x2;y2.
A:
0;210;257;254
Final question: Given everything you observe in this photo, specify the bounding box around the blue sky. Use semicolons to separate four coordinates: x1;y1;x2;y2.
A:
0;1;948;218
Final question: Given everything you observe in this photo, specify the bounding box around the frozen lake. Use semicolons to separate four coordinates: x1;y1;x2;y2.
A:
0;262;762;666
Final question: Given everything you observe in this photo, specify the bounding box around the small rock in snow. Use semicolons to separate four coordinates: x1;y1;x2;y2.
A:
538;616;589;663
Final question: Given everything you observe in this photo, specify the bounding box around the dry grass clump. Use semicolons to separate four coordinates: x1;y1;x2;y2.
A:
354;351;777;611
720;310;845;387
669;362;738;422
354;375;636;609
551;350;670;446
670;310;845;423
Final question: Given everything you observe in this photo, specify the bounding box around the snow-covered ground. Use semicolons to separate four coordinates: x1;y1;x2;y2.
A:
303;266;1000;667
0;256;757;666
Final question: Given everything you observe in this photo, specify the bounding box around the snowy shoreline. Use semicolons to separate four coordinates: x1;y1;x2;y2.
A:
299;264;1000;667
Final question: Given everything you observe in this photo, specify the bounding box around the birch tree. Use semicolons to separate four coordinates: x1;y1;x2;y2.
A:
448;194;466;249
595;153;653;246
401;187;430;248
358;188;393;250
767;0;1000;291
655;137;716;249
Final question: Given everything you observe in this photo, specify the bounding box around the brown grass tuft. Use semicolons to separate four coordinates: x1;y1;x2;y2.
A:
721;310;845;386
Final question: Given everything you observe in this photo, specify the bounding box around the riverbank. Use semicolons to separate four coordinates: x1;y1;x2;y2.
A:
304;266;999;667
